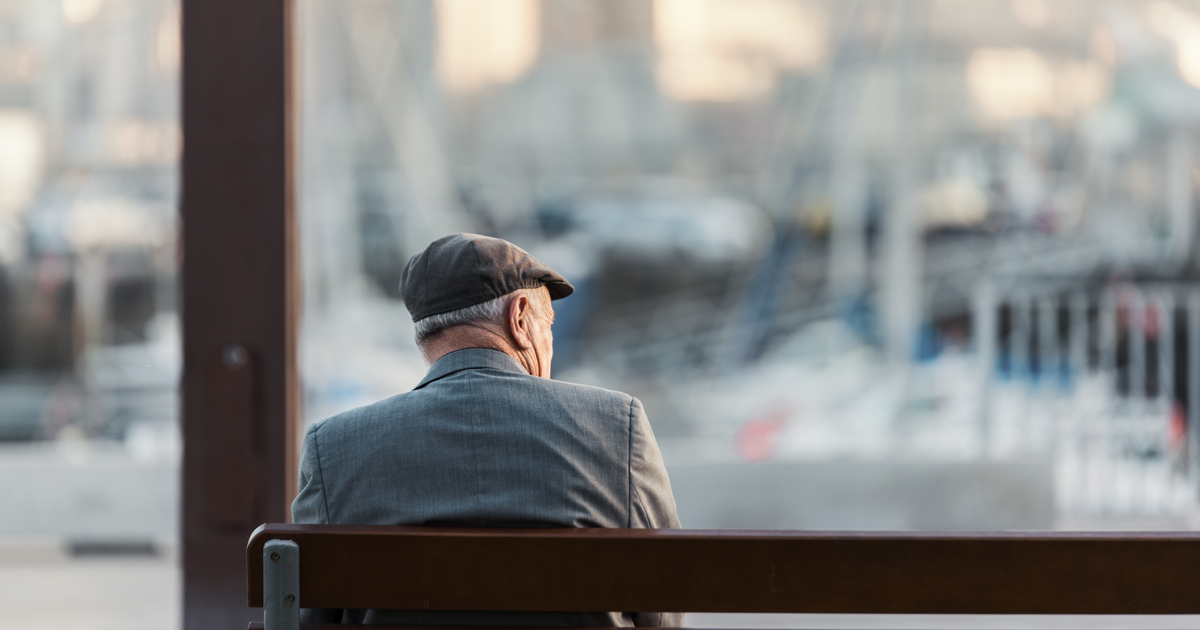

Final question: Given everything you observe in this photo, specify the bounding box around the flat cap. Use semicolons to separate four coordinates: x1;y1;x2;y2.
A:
400;233;574;322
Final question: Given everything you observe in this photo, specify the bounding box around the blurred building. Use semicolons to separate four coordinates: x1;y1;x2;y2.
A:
0;0;179;444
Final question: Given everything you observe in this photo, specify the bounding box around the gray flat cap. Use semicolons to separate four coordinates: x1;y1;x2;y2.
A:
400;233;574;322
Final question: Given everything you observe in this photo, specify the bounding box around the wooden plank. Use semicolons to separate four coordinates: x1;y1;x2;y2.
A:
182;0;298;628
204;346;257;526
247;524;1200;615
248;625;647;630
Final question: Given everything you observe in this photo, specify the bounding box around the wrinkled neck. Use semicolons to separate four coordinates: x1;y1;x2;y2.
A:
420;325;539;377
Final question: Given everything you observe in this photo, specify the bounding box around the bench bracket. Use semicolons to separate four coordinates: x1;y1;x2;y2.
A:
263;539;300;630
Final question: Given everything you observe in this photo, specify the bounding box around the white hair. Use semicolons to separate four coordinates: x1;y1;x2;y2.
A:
413;288;546;345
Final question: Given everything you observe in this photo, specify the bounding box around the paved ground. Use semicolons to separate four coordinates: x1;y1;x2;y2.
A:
0;553;179;630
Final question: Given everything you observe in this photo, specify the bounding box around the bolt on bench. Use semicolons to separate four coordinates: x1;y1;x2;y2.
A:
247;524;1200;630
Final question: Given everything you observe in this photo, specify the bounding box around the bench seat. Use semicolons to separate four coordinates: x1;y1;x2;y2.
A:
247;523;1200;629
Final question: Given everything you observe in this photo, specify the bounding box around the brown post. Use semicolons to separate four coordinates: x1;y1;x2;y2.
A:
180;0;298;628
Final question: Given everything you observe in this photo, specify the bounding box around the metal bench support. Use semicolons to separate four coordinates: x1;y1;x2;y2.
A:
263;539;300;630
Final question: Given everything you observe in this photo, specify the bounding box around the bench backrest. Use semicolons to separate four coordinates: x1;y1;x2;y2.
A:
248;524;1200;616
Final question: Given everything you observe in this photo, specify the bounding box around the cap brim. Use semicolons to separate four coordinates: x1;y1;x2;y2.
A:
546;280;574;300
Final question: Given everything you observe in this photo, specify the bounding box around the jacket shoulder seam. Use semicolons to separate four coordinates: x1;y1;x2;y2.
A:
310;423;332;524
626;398;635;528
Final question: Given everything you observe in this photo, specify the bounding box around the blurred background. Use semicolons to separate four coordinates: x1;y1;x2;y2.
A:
298;0;1200;531
7;0;1200;628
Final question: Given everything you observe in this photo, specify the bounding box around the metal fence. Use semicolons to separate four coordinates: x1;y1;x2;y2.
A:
976;281;1200;517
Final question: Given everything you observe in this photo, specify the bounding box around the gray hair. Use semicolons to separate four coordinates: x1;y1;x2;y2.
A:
413;288;545;345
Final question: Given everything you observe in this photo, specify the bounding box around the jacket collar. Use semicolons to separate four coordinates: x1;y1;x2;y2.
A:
413;348;529;390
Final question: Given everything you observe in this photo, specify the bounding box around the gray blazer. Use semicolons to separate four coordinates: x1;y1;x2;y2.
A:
292;348;682;627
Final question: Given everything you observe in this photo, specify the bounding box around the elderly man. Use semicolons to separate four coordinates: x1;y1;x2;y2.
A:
292;233;681;627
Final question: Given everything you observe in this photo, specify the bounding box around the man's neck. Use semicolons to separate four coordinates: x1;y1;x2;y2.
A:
421;326;530;374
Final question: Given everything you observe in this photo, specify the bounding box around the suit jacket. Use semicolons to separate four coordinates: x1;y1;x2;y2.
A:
292;347;682;627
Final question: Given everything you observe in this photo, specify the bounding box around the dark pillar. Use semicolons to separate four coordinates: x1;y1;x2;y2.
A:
181;0;297;628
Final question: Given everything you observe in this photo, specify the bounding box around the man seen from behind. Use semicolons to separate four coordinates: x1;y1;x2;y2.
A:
292;233;682;626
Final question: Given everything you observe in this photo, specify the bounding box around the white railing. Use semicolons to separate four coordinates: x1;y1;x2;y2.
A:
976;282;1200;516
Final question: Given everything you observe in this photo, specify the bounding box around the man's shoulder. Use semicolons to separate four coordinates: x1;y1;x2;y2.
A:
305;391;410;437
516;376;645;422
531;376;635;406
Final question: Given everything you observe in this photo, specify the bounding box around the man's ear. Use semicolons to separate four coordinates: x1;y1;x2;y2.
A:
507;294;534;350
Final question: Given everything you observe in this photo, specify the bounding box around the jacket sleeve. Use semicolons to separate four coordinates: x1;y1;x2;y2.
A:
627;398;684;627
291;422;329;524
628;397;681;529
293;423;347;623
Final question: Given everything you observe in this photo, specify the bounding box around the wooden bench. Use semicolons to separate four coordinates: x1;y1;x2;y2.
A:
247;524;1200;630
